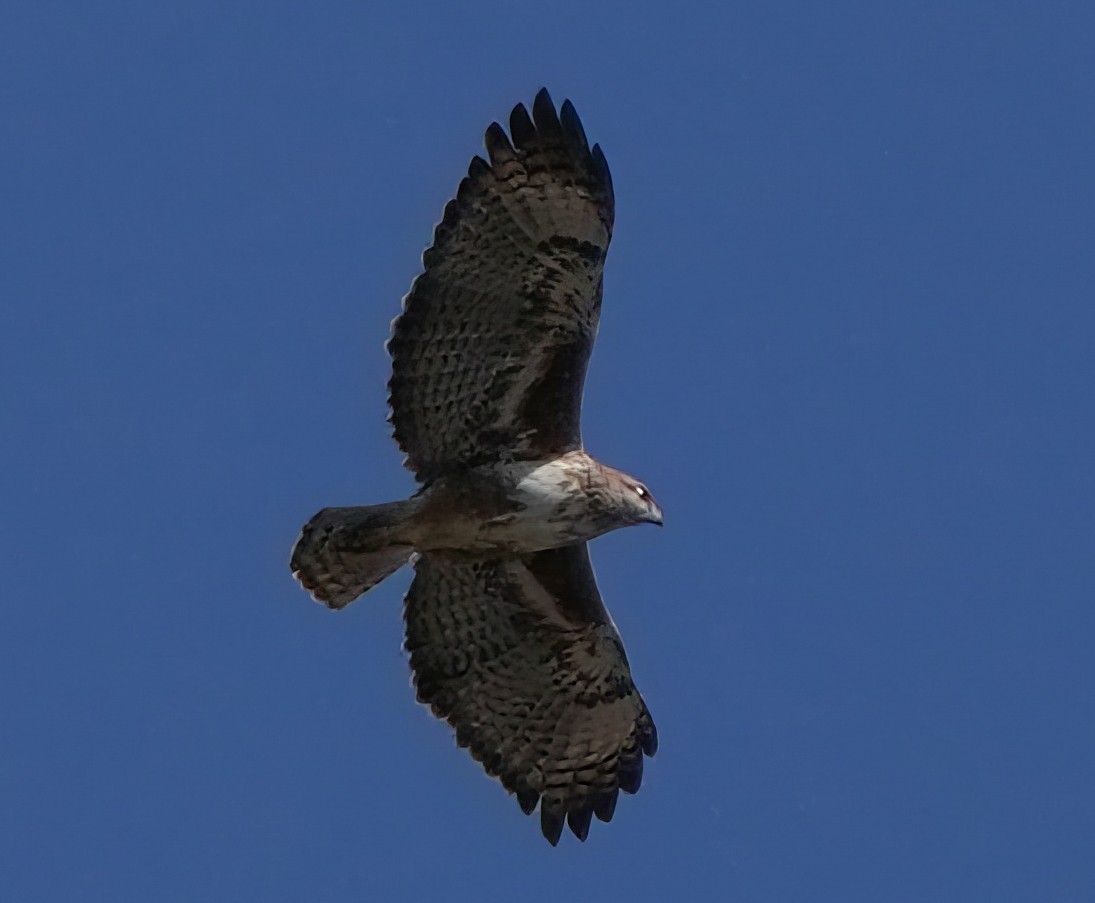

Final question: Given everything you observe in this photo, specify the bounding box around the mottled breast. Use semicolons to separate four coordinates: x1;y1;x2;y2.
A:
414;452;623;554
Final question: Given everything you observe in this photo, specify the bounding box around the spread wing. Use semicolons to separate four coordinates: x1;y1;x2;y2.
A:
403;544;656;845
387;89;614;483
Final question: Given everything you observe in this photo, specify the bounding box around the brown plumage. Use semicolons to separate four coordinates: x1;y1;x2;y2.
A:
290;89;662;845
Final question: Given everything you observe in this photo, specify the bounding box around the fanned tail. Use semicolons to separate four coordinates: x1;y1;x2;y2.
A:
290;501;419;609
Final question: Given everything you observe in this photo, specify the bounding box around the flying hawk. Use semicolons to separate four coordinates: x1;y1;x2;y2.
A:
291;89;661;845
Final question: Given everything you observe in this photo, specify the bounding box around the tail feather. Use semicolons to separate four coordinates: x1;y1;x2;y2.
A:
290;501;419;610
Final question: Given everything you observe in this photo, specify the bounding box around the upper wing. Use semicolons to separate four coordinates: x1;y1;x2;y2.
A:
403;543;656;845
387;89;614;483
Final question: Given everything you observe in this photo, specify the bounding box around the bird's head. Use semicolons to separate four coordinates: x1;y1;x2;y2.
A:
610;472;663;527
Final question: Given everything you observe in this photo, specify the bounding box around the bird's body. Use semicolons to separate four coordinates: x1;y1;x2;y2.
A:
413;452;657;553
291;90;661;845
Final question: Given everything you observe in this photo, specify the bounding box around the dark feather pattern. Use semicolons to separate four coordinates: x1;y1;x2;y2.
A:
295;92;659;847
387;89;615;483
403;543;656;845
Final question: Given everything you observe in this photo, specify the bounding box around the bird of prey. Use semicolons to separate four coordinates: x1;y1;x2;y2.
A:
291;89;661;845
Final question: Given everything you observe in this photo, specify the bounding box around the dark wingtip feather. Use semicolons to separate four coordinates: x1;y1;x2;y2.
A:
639;714;658;757
440;197;460;227
567;804;594;842
509;102;536;149
591;143;613;192
532;88;562;139
455;173;476;203
453;724;473;749
593;790;618;823
467;155;491;180
540;800;565;846
484;121;515;163
516;787;539;816
618;749;644;795
559;99;590;156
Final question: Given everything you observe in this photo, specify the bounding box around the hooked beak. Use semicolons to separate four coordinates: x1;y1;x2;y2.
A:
644;503;664;527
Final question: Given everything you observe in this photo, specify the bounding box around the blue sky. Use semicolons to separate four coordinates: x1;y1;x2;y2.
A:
4;1;1094;900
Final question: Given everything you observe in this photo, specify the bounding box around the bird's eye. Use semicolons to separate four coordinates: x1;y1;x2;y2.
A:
634;485;647;498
